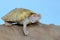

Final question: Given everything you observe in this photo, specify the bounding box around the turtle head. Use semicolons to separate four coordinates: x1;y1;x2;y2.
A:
30;14;41;23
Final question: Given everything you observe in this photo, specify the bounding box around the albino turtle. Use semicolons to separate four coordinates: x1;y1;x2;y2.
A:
2;8;41;36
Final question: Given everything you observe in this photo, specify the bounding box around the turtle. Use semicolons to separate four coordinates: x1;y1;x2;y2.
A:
2;8;41;36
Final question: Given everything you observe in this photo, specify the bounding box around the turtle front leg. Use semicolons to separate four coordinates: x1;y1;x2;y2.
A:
23;23;29;36
4;21;12;26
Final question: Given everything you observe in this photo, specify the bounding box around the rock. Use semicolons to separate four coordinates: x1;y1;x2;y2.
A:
0;23;60;40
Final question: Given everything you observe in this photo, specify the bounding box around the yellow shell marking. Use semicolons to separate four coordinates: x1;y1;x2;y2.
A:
2;8;36;22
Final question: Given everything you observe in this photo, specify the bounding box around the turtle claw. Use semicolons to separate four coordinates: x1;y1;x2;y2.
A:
24;30;29;36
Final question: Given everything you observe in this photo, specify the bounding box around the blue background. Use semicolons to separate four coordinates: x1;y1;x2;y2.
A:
0;0;60;25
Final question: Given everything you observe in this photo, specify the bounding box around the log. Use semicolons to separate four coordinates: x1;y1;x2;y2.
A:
0;23;60;40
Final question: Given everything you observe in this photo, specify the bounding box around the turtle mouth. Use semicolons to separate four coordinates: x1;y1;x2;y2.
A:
32;21;36;23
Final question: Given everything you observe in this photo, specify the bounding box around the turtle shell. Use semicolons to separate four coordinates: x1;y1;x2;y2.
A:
2;8;36;22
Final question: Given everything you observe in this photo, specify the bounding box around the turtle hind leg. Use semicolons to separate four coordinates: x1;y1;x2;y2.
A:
4;21;13;26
